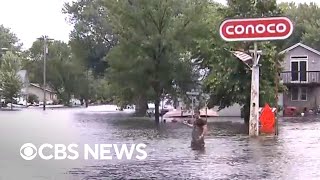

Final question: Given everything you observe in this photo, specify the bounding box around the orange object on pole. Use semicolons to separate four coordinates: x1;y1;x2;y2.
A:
259;104;275;134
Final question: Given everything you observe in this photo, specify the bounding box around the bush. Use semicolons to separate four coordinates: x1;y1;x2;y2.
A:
28;94;39;104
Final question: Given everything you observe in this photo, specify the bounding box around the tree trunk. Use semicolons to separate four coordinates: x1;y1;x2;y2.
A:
243;104;250;125
11;97;13;110
241;95;251;125
135;96;148;116
241;96;251;133
80;98;84;106
154;97;160;125
173;97;179;109
66;94;71;107
85;99;89;108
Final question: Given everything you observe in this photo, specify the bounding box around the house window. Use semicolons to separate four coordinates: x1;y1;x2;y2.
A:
291;87;299;101
290;60;307;82
300;87;307;101
291;87;307;101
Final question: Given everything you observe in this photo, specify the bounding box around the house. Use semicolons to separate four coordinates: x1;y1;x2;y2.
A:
27;83;57;102
280;43;320;112
9;70;57;105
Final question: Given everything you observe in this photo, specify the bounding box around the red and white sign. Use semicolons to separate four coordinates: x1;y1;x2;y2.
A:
219;17;293;41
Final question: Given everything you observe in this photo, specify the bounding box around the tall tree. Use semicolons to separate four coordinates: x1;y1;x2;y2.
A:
63;0;117;76
0;25;21;52
280;2;320;50
63;0;118;105
24;40;86;105
0;51;22;109
105;0;207;123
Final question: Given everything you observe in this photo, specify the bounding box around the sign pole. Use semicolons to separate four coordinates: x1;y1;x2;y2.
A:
205;102;208;121
187;90;199;122
249;42;260;136
275;53;280;136
219;16;293;137
191;97;194;120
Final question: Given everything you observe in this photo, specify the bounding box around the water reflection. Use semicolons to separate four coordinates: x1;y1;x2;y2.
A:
1;108;320;179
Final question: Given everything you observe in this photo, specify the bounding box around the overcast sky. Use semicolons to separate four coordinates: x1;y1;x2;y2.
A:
0;0;318;50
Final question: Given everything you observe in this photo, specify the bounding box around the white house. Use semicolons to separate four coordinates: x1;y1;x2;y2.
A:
27;83;57;103
15;70;57;105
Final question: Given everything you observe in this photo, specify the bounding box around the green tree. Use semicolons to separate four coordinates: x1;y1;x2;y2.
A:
0;51;22;109
24;39;86;105
28;93;39;104
105;0;207;123
63;0;116;76
0;25;21;52
280;2;320;50
63;0;118;105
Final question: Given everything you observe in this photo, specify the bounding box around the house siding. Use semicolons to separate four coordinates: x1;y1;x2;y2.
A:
27;86;57;102
282;46;320;72
283;87;317;111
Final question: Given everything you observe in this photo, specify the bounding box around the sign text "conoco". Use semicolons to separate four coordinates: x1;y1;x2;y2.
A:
219;17;293;41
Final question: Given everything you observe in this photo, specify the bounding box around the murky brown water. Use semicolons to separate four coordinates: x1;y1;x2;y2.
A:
1;106;320;180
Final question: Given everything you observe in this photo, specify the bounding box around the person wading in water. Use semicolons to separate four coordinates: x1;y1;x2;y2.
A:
183;110;208;150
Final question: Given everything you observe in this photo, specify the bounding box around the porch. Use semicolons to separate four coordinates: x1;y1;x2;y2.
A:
281;71;320;85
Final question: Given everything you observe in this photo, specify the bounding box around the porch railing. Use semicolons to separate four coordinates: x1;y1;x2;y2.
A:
280;71;320;84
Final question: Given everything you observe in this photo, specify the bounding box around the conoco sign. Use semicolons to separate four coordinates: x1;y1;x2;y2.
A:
219;17;293;41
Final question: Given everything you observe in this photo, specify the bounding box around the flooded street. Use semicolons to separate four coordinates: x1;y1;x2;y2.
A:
1;106;320;180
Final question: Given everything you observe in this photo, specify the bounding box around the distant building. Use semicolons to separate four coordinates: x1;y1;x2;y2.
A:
27;83;57;102
15;70;57;104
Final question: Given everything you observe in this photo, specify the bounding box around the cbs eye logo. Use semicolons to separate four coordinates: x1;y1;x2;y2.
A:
20;143;37;160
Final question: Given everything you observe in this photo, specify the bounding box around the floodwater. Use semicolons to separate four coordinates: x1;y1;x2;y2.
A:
1;106;320;180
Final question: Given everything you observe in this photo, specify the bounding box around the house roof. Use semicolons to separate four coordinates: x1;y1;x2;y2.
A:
279;43;320;56
29;83;55;93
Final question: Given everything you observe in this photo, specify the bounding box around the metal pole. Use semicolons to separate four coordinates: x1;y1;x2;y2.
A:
25;94;28;107
43;36;47;111
161;95;164;122
249;42;260;136
191;97;194;121
205;101;208;121
86;68;89;108
275;54;279;136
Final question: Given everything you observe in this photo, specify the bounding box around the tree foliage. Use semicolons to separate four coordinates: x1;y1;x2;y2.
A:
104;0;208;123
0;51;22;105
24;40;86;105
280;2;320;50
63;0;117;76
0;25;21;52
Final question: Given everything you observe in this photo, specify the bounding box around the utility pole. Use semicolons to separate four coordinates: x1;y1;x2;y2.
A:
43;36;47;111
38;36;53;111
204;94;210;121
